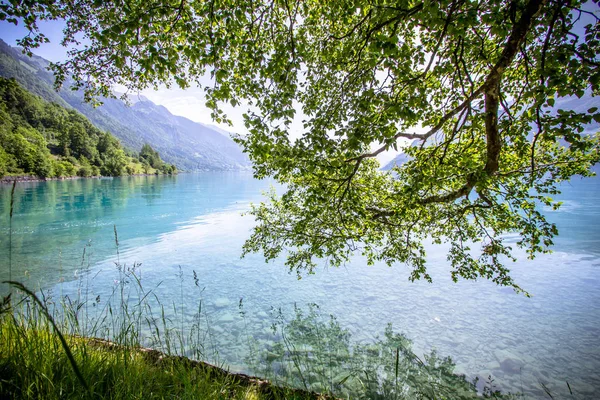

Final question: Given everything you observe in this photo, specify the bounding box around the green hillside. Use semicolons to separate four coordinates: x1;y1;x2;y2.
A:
0;77;175;179
0;40;250;171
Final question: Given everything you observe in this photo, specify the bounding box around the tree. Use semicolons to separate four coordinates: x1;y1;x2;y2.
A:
3;0;599;293
0;77;160;178
139;143;163;169
68;121;98;160
141;160;151;175
101;146;127;176
0;145;10;178
1;126;54;177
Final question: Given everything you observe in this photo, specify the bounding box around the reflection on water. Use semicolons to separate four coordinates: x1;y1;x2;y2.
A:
1;176;171;289
1;173;600;399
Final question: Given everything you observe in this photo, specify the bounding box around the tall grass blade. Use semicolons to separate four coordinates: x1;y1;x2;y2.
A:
3;280;91;395
395;346;400;399
8;180;16;288
113;224;120;265
539;380;555;399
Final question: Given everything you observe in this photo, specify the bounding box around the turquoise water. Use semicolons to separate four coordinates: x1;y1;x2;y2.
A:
1;172;599;398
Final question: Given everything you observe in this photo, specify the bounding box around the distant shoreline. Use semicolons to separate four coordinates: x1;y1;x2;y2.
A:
0;173;176;185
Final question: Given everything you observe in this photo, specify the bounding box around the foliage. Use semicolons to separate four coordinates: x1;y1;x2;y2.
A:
100;146;127;177
138;144;178;174
3;0;600;290
0;145;10;178
52;159;75;177
0;77;175;178
252;304;513;399
77;164;93;177
140;143;163;169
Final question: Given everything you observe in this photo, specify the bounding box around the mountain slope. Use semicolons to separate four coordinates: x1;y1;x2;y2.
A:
0;77;175;178
0;39;249;171
381;141;419;171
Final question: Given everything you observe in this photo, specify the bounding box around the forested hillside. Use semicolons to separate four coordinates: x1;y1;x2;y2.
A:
0;40;250;171
0;77;175;178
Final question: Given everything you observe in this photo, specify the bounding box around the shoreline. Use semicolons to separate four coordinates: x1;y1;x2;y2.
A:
0;173;177;185
82;336;333;399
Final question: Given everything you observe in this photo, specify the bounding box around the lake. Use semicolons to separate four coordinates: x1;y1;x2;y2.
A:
1;172;599;398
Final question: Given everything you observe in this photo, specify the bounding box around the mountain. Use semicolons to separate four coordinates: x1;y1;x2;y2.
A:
381;141;419;170
381;153;411;171
0;39;250;171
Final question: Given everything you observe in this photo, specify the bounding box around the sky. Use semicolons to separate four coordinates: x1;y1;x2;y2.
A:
0;18;401;166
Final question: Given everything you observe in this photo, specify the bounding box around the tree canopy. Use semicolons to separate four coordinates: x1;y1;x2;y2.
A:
3;0;599;293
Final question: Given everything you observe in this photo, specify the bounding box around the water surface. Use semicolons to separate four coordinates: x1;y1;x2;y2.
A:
1;172;599;398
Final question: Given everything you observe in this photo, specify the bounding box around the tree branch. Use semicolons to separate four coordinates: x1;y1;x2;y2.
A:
419;0;547;205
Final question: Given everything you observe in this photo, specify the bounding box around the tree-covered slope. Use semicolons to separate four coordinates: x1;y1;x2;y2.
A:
0;39;249;171
0;40;68;108
0;77;175;178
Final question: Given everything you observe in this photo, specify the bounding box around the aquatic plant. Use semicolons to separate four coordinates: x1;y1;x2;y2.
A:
250;303;516;399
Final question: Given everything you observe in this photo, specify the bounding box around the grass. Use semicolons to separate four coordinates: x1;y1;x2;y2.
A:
0;281;506;400
0;283;329;400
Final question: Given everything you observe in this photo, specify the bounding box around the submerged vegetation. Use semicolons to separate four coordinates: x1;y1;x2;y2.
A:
0;258;511;400
0;77;176;179
250;304;513;399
